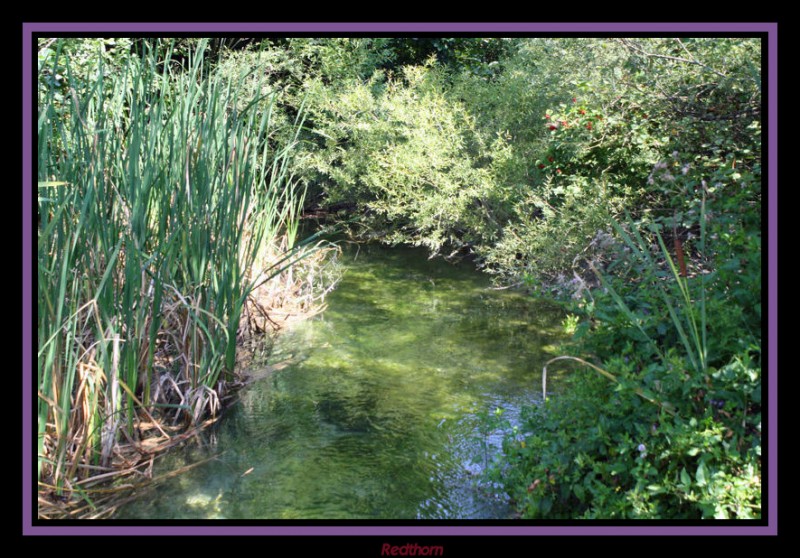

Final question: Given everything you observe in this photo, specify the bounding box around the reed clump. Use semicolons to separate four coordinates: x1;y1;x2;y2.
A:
37;39;337;518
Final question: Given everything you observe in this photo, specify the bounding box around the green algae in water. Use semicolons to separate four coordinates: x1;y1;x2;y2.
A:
116;242;566;519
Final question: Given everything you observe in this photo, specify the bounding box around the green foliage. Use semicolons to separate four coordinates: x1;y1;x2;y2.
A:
491;351;760;519
208;37;760;293
472;38;762;514
376;37;511;77
302;61;500;255
38;38;134;92
37;36;762;519
484;178;760;518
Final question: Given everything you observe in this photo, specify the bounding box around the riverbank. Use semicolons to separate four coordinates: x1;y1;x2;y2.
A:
38;238;342;520
36;39;346;519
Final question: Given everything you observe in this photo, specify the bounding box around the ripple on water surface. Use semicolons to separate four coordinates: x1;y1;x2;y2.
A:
116;242;565;519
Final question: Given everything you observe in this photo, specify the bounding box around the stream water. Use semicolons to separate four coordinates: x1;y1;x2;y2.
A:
116;241;565;519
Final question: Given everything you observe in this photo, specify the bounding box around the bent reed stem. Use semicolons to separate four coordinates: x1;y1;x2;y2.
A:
542;356;677;416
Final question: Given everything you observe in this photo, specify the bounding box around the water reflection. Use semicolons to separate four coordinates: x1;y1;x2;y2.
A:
116;242;565;519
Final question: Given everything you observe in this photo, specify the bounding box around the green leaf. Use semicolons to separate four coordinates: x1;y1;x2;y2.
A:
696;462;708;487
680;467;691;486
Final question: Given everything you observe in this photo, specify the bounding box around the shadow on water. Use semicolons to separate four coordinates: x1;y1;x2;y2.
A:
116;242;566;519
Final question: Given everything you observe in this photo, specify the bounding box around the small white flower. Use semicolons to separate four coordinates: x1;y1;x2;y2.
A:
637;444;647;453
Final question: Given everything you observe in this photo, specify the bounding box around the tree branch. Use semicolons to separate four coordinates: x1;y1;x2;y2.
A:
618;39;727;79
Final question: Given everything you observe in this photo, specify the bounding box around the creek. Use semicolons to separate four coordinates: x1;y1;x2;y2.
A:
116;241;565;519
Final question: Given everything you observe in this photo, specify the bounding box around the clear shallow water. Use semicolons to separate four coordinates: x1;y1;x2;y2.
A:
116;242;565;519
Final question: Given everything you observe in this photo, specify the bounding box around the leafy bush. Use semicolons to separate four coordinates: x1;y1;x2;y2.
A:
301;61;500;256
36;36;763;520
493;348;760;519
479;92;660;289
485;184;761;518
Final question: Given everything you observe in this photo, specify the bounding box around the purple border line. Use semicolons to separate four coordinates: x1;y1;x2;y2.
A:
13;525;778;536
23;23;33;534
24;22;775;33
767;23;778;533
23;22;777;537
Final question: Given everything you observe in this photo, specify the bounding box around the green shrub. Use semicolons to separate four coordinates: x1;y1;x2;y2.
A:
302;61;501;256
492;348;760;519
484;189;761;518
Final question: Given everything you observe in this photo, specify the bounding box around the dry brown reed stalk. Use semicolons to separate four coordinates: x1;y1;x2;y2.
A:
36;287;223;518
38;416;222;519
237;239;342;363
38;237;340;520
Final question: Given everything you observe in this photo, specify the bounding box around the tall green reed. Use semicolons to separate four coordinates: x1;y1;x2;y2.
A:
598;207;708;376
37;39;312;491
543;204;709;413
